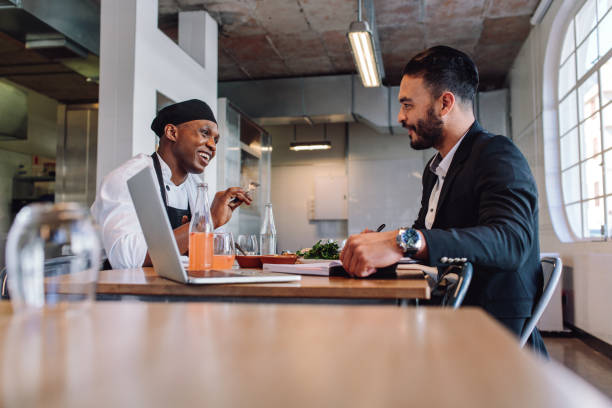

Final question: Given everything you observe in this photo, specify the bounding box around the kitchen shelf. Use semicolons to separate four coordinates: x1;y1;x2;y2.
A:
14;176;55;182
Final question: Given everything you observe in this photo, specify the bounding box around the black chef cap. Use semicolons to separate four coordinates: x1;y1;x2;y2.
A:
150;99;217;137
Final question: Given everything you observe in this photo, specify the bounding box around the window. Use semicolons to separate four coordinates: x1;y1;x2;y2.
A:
558;0;612;240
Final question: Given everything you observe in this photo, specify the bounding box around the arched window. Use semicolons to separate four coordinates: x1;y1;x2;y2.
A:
558;0;611;240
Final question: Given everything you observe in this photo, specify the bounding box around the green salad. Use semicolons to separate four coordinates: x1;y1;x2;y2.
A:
297;240;340;260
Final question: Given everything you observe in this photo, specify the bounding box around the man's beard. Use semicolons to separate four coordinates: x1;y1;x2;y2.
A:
405;107;443;150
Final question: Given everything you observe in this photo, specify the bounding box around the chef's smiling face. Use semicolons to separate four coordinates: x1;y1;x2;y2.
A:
172;119;219;174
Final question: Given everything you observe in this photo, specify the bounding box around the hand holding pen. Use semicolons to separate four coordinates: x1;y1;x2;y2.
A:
360;223;386;234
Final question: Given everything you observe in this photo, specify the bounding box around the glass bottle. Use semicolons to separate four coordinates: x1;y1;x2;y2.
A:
188;183;214;271
259;203;277;255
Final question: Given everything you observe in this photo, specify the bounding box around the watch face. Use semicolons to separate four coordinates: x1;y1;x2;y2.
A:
405;229;419;246
401;228;420;253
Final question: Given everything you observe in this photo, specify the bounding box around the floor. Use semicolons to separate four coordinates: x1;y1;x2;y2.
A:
544;337;612;399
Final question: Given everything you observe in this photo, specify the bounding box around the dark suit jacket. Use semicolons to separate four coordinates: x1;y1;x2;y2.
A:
414;121;543;320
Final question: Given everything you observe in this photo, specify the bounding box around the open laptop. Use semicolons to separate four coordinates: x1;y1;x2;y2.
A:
127;166;301;284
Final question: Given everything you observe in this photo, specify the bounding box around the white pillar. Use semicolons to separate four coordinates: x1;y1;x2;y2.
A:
178;10;219;191
97;0;218;193
179;11;209;68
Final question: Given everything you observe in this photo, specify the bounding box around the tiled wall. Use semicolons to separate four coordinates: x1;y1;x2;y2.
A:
509;0;612;344
269;123;349;252
346;122;429;235
268;122;429;252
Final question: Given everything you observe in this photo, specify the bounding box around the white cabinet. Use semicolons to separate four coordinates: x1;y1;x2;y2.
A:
312;175;347;220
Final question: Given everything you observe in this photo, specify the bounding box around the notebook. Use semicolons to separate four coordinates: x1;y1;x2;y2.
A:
263;261;340;276
263;258;427;279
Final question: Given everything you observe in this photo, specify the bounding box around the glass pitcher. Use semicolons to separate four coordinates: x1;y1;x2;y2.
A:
5;202;101;312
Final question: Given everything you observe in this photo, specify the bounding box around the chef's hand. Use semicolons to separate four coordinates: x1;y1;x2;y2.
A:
339;230;403;278
210;187;252;228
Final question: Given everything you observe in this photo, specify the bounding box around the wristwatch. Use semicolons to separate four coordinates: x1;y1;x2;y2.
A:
396;227;422;255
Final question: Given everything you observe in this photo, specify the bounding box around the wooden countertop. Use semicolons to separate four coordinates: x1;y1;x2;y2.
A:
0;302;608;407
86;267;431;300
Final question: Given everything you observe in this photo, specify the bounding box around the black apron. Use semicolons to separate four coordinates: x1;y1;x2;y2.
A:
102;154;191;270
151;153;191;229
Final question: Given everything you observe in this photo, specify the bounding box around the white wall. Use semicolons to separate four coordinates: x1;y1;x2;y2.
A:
348;122;430;235
269;123;347;252
509;0;612;344
268;122;429;252
477;89;509;137
97;1;218;192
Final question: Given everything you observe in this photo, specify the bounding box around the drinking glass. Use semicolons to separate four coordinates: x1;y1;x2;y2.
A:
237;234;258;255
211;232;236;270
5;202;101;312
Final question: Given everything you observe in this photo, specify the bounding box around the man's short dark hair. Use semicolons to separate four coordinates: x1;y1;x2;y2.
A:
402;45;479;106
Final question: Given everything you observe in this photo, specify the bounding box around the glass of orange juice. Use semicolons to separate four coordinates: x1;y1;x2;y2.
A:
211;232;236;270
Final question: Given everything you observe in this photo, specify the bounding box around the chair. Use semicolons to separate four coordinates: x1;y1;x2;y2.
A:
519;256;563;347
431;261;473;309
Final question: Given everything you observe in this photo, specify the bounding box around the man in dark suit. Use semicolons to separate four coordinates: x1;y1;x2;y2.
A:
340;46;546;355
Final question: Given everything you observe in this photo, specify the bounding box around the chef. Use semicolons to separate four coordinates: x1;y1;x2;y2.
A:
91;99;251;269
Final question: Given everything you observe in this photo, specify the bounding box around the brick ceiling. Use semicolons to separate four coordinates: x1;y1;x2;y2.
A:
159;0;539;90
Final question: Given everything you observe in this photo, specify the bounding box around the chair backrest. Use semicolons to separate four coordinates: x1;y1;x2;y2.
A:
434;262;473;309
519;256;563;347
0;267;8;300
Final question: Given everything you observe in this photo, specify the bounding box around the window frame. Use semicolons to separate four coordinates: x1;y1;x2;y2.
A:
557;0;612;242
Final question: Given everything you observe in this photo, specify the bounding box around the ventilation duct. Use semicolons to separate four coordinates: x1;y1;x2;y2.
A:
25;32;88;59
220;76;508;137
219;75;403;134
0;81;27;141
0;0;99;56
0;0;100;91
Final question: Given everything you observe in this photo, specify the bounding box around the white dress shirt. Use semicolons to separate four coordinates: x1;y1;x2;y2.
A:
424;133;467;229
91;153;202;269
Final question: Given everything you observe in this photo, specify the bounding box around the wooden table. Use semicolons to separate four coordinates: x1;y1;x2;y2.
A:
87;267;431;302
0;301;608;408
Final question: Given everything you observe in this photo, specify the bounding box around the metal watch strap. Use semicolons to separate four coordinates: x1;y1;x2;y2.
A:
396;228;408;253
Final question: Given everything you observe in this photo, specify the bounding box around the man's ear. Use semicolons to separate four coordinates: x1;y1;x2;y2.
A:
164;124;178;142
439;91;455;117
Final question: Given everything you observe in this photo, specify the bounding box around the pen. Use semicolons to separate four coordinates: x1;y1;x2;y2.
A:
376;224;385;232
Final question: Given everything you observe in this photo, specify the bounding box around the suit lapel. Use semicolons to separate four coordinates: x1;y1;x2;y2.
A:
435;121;482;214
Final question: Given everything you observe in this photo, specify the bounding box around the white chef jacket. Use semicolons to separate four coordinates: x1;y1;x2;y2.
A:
424;132;467;229
91;153;203;269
